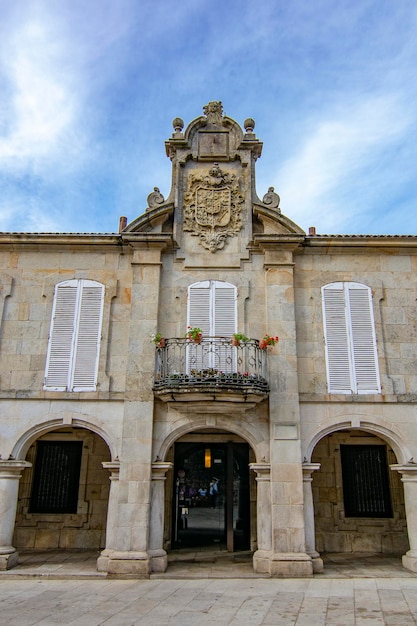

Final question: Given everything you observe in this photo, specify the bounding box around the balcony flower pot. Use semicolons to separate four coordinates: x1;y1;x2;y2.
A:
186;326;203;344
232;332;249;347
259;334;279;350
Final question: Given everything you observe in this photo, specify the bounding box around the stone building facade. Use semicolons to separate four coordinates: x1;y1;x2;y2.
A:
1;102;417;577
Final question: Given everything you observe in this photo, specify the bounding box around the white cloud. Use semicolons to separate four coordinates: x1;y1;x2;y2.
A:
276;95;414;232
0;16;78;167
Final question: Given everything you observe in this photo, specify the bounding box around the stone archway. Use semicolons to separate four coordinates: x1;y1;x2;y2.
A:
14;426;111;552
311;428;408;556
165;431;257;553
148;427;260;573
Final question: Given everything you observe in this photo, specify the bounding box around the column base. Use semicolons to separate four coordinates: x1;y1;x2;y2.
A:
308;550;324;573
148;549;168;573
0;547;19;571
253;550;313;577
98;550;150;577
97;549;110;572
253;549;272;574
402;550;417;574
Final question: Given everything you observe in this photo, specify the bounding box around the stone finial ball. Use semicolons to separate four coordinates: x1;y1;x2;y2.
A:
172;117;184;132
244;118;255;132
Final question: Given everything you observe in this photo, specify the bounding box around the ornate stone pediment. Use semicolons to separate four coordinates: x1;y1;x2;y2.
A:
183;163;243;252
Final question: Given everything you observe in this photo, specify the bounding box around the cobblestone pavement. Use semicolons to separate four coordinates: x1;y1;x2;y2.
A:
1;552;417;625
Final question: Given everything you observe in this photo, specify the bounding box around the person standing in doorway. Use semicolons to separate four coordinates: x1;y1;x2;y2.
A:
210;477;219;508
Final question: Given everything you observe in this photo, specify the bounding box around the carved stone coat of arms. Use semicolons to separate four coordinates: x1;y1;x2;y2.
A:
183;163;243;252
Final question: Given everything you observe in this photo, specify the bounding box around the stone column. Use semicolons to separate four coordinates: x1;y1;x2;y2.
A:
250;462;272;574
302;462;323;573
391;464;417;573
97;461;120;572
0;460;31;570
148;461;173;572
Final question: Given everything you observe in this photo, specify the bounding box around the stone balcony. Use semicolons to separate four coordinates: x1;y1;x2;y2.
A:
153;337;269;403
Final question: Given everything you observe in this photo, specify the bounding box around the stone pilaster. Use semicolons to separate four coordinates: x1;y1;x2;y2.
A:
105;239;168;577
148;462;173;572
302;462;323;573
391;464;417;573
261;245;312;577
0;460;31;570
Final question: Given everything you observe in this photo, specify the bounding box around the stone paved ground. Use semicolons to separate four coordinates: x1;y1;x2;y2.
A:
1;552;417;624
1;576;417;625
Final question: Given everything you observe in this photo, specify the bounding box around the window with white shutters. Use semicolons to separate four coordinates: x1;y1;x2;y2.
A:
322;282;381;394
187;281;237;371
44;279;104;391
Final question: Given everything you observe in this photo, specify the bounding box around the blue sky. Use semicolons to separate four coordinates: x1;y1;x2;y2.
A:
0;0;416;235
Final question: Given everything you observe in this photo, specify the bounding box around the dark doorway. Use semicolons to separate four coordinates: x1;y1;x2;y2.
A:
172;441;250;551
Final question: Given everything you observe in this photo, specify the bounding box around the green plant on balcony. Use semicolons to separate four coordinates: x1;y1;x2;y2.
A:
150;332;165;348
232;332;249;346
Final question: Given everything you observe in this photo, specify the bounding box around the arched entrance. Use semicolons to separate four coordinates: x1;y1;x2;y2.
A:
311;428;408;555
14;426;111;551
165;431;256;554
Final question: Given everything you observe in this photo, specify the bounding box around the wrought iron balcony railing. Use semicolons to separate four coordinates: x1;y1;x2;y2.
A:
153;337;269;397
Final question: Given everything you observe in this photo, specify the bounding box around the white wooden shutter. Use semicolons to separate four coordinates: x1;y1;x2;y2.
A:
188;282;211;336
44;279;104;391
322;282;380;394
187;281;237;371
213;283;237;336
348;284;380;393
213;283;236;371
72;282;104;391
44;282;78;390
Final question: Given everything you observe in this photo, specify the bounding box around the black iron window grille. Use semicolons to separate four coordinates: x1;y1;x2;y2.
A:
341;444;392;518
30;441;83;514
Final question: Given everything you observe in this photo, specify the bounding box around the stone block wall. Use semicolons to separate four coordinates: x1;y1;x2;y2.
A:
13;429;110;550
0;244;132;396
294;250;417;398
311;430;409;554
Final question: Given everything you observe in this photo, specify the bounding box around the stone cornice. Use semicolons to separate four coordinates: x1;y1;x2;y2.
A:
305;235;417;249
299;393;417;404
0;233;122;247
252;233;305;250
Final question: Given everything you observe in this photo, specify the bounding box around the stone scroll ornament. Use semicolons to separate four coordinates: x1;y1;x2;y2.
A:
183;163;243;252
